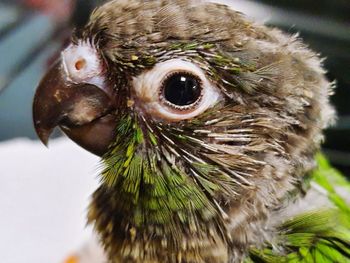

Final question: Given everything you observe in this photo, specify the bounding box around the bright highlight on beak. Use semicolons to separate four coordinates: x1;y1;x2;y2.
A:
33;43;117;156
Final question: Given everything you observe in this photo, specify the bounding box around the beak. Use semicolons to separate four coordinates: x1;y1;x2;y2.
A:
33;60;117;156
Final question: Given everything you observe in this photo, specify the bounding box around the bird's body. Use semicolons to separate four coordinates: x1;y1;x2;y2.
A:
32;1;350;262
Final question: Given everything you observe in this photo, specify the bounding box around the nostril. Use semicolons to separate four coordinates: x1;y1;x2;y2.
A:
62;41;105;85
75;59;86;71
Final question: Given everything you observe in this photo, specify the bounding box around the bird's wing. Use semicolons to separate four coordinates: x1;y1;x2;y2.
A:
246;153;350;262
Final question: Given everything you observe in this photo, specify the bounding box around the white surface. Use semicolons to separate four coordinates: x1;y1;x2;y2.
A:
0;138;100;263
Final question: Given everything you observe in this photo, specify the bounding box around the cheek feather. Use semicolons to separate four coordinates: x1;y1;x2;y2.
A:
61;40;107;90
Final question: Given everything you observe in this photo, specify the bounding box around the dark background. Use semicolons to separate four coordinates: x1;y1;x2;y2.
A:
0;0;349;174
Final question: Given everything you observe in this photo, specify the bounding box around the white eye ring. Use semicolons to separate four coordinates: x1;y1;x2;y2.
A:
132;59;221;121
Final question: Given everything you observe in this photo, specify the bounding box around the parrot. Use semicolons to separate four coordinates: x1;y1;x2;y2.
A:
32;0;350;262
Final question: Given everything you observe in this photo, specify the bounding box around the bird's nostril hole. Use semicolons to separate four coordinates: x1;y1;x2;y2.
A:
75;59;86;71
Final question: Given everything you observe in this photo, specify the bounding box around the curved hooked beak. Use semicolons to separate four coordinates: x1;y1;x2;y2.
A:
33;60;117;156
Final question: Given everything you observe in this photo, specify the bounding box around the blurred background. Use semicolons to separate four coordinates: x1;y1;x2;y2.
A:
0;0;349;262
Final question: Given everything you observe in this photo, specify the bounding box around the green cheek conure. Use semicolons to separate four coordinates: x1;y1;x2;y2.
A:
32;0;350;262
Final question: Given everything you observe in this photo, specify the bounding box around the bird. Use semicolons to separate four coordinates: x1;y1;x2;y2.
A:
32;0;350;262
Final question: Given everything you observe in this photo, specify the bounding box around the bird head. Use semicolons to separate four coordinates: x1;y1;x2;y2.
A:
33;0;334;261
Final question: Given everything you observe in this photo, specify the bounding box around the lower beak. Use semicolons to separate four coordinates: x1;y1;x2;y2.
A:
33;60;116;156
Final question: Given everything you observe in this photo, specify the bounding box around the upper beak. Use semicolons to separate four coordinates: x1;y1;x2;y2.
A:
33;60;117;156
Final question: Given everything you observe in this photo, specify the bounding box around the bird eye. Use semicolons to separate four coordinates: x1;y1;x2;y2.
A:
161;72;202;108
133;59;221;121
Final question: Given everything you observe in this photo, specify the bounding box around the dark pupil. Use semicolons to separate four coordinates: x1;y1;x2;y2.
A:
163;74;201;106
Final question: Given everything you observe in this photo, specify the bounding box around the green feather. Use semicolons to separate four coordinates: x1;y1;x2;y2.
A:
100;115;219;231
245;153;350;263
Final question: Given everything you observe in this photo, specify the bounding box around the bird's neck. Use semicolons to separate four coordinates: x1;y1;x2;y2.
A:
88;181;230;262
87;116;230;261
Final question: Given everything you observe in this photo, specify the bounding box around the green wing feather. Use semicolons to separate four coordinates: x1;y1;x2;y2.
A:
246;153;350;263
